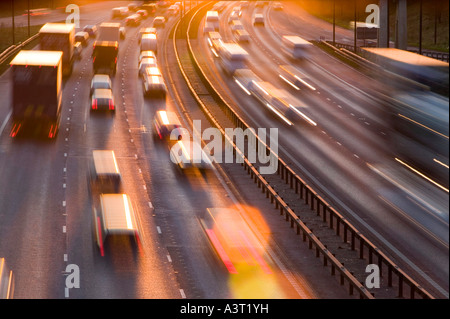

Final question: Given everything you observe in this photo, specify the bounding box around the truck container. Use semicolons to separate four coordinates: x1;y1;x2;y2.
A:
39;23;75;76
9;50;62;139
98;22;121;42
92;41;119;75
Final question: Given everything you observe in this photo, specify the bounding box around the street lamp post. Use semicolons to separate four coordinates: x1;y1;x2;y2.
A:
11;0;15;44
354;0;357;52
333;0;336;45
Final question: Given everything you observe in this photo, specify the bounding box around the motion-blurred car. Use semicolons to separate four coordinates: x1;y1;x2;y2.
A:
228;11;240;24
140;33;158;53
199;208;273;280
90;74;112;95
142;73;167;99
136;9;148;19
234;29;250;43
139;27;157;40
83;24;98;38
112;7;128;19
142;3;157;16
153;16;166;28
232;6;242;17
204;22;215;34
230;20;244;32
167;4;179;15
75;31;89;47
125;14;141;26
138;58;159;77
91;88;115;112
138;50;157;65
89;150;123;194
253;13;264;26
119;27;126;40
93;194;141;256
154;110;183;141
273;2;283;10
74;42;82;60
128;3;138;12
169;139;213;171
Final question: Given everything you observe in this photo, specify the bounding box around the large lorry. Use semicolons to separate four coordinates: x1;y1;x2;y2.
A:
92;41;119;75
98;22;121;42
9;50;63;139
361;48;449;188
39;23;75;77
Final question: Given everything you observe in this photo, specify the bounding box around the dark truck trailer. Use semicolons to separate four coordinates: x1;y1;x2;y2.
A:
98;22;121;42
92;41;118;75
39;23;75;77
10;50;63;139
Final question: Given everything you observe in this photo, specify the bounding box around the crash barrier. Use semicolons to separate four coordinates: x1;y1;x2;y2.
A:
174;2;435;299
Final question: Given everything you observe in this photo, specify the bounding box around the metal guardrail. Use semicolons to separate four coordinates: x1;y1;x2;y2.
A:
174;4;436;299
409;49;449;63
329;40;449;63
0;34;39;65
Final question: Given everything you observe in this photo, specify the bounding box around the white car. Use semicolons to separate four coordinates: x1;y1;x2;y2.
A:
138;50;157;65
138;58;158;77
90;74;112;95
253;13;264;26
142;72;166;98
170;139;213;171
273;2;283;10
228;11;240;24
234;29;250;42
153;16;166;28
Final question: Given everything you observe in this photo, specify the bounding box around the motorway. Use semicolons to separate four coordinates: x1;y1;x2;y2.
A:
192;1;448;298
0;1;448;299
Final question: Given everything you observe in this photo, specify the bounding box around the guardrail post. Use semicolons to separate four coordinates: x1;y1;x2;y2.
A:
360;237;364;259
398;276;404;298
351;232;355;250
330;211;333;229
336;218;340;236
316;199;321;216
388;265;393;287
300;183;304;200
378;254;383;277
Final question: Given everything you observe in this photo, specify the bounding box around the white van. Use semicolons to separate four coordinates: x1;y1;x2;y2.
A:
93;194;142;256
205;10;220;31
90;150;123;194
253;13;264;26
140;33;158;53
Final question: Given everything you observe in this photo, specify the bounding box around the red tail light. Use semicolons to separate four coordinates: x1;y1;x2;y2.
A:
10;123;21;137
48;124;57;138
92;99;97;110
109;100;114;110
